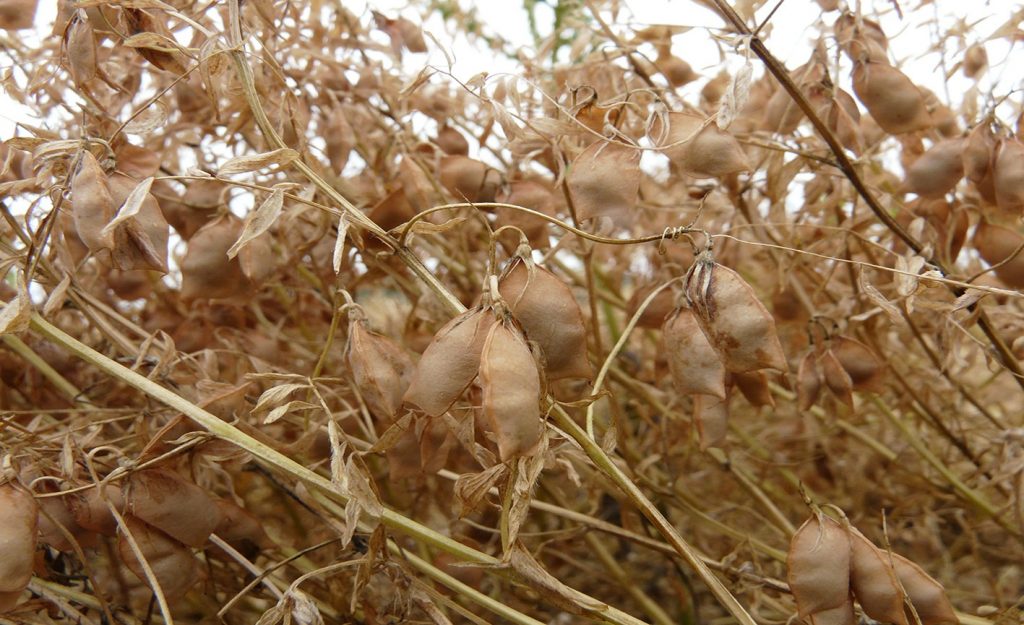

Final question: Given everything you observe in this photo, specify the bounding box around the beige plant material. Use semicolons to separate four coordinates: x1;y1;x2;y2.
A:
346;319;413;420
0;484;37;596
788;515;853;623
479;320;543;461
654;112;751;178
117;515;202;601
848;528;908;625
566;140;642;222
125;468;223;548
852;60;932;135
661;306;727;398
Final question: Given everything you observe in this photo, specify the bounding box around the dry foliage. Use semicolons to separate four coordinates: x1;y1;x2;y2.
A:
1;1;1024;624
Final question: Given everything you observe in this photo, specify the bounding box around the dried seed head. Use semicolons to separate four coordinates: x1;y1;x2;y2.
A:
889;553;958;625
848;528;909;625
904;138;965;198
347;320;413;420
479;321;543;461
685;258;788;373
655;112;751;178
993;138;1024;215
403;308;495;416
180;215;252;301
693;393;729;450
788;515;853;618
0;484;38;594
70;150;115;253
662;306;727;398
125;468;222;548
566;140;641;222
499;259;591;380
852;60;932;135
973;219;1024;288
118;515;202;601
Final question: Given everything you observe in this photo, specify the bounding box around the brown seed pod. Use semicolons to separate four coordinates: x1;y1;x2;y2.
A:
797;351;823;410
125;468;222;548
830;337;884;393
962;44;988;79
685;257;788;373
657;52;698;87
403;308;495;416
66;10;97;86
788;515;853;619
820;349;854;407
210;499;272;559
993;138;1024;215
439;155;499;203
0;484;38;595
693;393;729;450
566;140;641;222
347;320;413;419
324;108;355;172
494;180;556;249
118;515;201;601
889;553;959;625
848;528;909;625
70;150;115;253
627;283;677;329
835;13;889;63
852;60;932;135
734;370;775;407
662;306;727;399
821;90;864;154
973;219;1024;288
655;112;751;178
479;321;543;461
180;214;252;301
68;484;124;536
0;0;37;30
499;259;591;380
436;125;470;155
38;490;96;552
963;122;996;183
107;172;170;273
904;139;965;198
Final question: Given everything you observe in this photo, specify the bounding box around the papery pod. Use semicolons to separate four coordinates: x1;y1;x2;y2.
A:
125;468;222;548
762;60;826;135
973;219;1024;288
403;308;495;416
0;484;37;595
238;233;276;284
180;214;251;301
821;91;864;154
806;601;857;625
498;259;591;380
437;125;470;155
685;257;788;373
439;155;499;203
0;0;37;30
66;10;97;86
797;351;823;410
904;138;965;198
368;187;417;232
657;52;697;87
662;307;726;399
494;180;556;249
123;8;187;74
963;122;996;183
68;484;124;535
210;499;272;559
324;108;355;172
851;60;932;135
566;140;641;222
848;528;909;625
38;490;97;551
835;13;888;63
820;349;854;407
115;144;161;179
70;150;115;253
788;515;853;618
963;44;987;79
655;112;751;178
627;283;677;329
107;172;170;272
479;321;543;461
347;320;413;419
922;90;960;138
993;138;1024;215
118;515;201;601
815;0;839;10
167;178;225;239
830;337;884;392
693;393;729;450
734;370;774;407
889;554;959;625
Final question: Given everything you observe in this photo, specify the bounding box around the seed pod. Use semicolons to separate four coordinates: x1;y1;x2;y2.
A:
70;150;116;253
994;138;1024;215
38;491;96;552
889;554;958;625
963;44;987;79
404;308;495;416
347;320;413;419
125;468;222;548
788;515;852;618
657;52;698;87
797;351;823;410
848;528;908;625
821;91;864;154
963;122;996;183
734;370;775;407
0;0;37;30
479;321;543;461
107;172;170;273
66;11;97;86
662;307;726;398
806;601;857;625
210;499;272;559
567;140;641;222
437;125;470;155
118;515;201;601
973;220;1024;288
685;257;788;373
627;283;677;330
494;180;556;249
655;112;751;178
852;60;932;135
324;108;355;172
439;155;499;203
693;393;729;450
180;215;251;301
0;484;38;594
830;337;884;392
820;349;854;407
835;13;889;63
68;484;124;535
499;259;591;380
904;139;965;198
